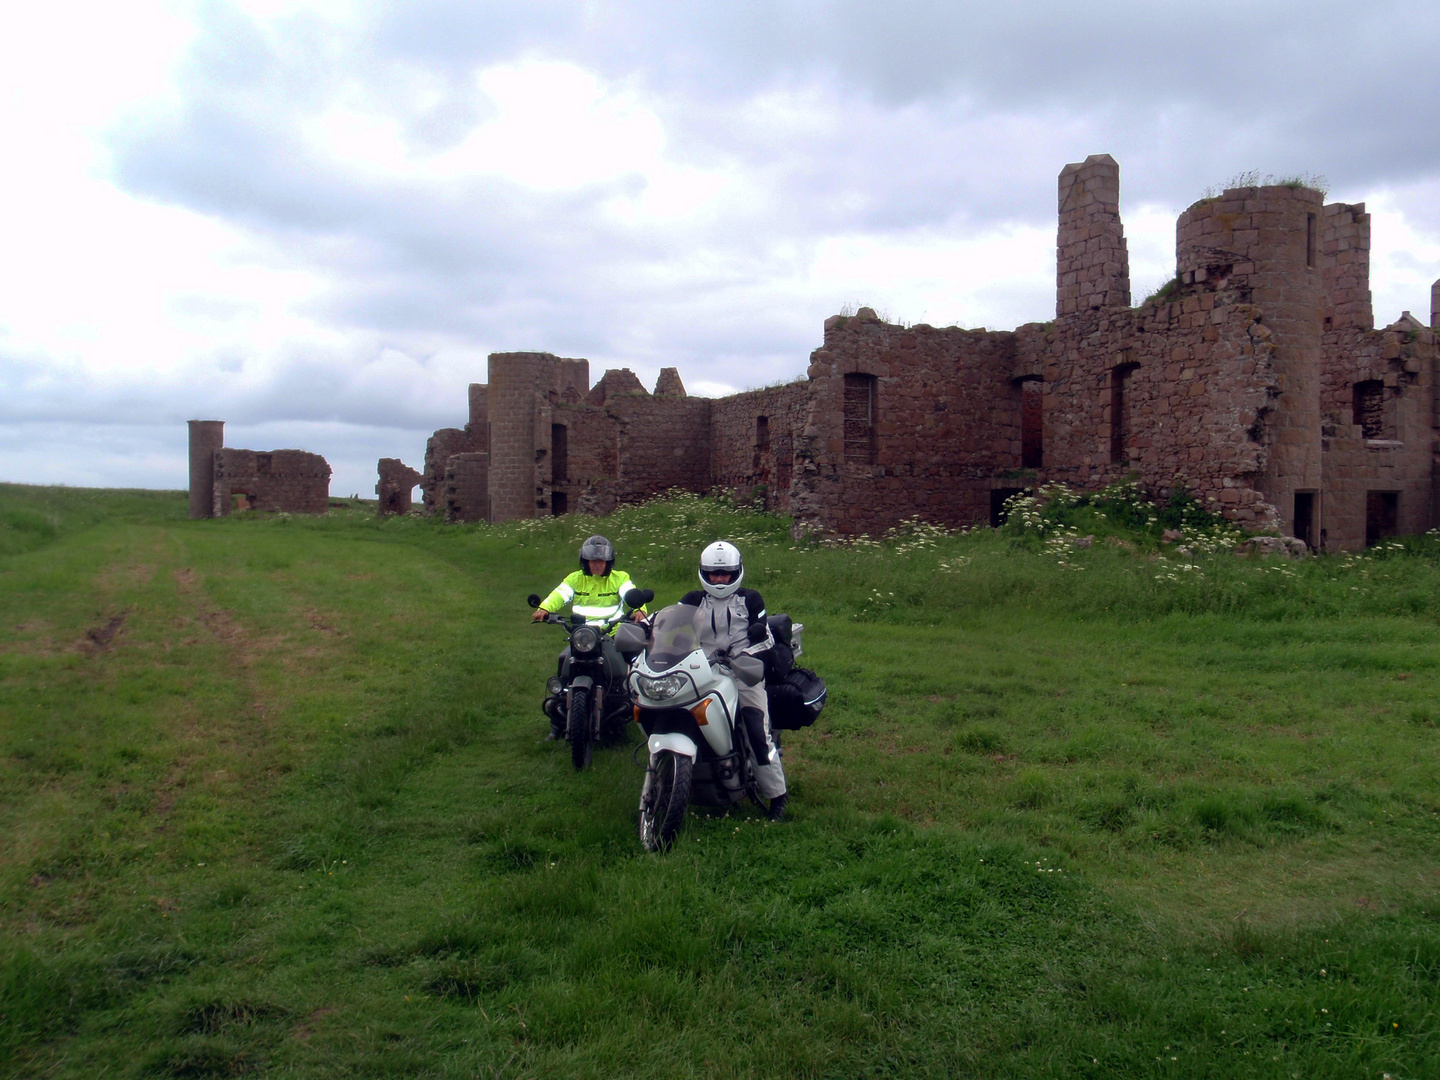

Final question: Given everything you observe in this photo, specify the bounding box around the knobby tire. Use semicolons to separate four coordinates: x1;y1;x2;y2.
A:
568;686;592;770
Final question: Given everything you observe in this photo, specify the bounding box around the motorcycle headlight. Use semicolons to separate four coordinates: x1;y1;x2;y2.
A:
637;672;689;701
546;676;564;696
571;625;602;655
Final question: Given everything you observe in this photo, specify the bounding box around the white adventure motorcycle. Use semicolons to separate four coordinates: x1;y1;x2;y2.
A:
620;603;771;851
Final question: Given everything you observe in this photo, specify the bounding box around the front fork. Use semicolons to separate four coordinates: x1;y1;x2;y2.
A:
639;753;658;813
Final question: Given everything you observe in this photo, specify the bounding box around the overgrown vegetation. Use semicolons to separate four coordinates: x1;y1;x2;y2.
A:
2;483;1439;1077
1139;274;1183;308
1198;170;1330;202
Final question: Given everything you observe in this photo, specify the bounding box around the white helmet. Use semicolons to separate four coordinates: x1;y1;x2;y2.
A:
698;540;744;599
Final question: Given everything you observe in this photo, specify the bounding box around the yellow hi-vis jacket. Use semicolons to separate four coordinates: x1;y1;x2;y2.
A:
538;569;647;626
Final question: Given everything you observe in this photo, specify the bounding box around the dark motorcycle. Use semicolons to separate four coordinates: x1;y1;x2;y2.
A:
527;589;653;769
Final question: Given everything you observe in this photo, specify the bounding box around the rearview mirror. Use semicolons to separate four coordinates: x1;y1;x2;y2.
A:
526;593;541;608
624;588;654;607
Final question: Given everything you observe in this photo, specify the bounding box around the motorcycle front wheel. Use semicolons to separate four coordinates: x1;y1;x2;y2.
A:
567;686;592;770
639;750;692;852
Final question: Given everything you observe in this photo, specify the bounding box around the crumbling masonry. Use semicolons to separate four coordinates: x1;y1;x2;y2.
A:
395;156;1440;550
188;420;332;518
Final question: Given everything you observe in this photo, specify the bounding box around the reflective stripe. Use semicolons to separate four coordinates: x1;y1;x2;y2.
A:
574;603;624;621
556;582;576;603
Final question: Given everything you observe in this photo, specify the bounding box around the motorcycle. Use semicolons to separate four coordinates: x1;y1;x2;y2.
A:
527;588;653;770
626;602;773;851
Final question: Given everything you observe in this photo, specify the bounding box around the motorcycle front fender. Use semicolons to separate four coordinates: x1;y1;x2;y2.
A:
569;675;596;691
647;732;698;760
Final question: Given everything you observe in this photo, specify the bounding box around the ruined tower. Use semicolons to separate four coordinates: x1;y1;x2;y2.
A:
486;353;589;523
187;420;225;519
1176;184;1326;538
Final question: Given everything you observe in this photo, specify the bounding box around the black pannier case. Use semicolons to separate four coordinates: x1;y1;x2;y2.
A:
768;667;827;730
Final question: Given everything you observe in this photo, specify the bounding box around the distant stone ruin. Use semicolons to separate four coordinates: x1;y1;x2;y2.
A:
386;155;1440;551
376;458;423;516
188;421;332;518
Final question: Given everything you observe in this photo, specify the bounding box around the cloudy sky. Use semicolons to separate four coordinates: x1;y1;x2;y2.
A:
3;0;1438;498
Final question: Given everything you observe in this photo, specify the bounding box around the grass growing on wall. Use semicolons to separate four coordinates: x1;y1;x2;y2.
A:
2;484;1439;1077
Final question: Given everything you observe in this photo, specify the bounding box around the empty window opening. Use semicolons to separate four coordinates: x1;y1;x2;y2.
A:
990;488;1024;528
843;374;877;465
1110;362;1139;464
1306;213;1317;269
551;491;568;516
231;490;256;513
1365;491;1399;546
756;415;770;451
1352;381;1384;439
256;453;273;476
1018;378;1044;468
1293;491;1316;548
550;424;568;483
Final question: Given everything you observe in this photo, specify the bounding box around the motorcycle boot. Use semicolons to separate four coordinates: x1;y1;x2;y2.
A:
543;695;566;740
767;793;788;822
739;706;772;766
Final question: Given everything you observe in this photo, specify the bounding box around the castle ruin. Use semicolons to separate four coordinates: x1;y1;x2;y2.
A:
188;420;332;518
394;156;1440;550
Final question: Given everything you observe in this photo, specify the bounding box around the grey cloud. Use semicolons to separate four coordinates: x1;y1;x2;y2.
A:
356;0;1440;190
0;347;468;432
66;0;1440;495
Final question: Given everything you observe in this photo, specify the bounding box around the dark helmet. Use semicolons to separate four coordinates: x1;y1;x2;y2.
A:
579;534;615;575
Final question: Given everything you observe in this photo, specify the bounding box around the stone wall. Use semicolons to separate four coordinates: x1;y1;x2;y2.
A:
533;368;716;515
555;403;621;516
376;458;423;516
709;381;809;512
423;428;482;513
404;156;1439;550
1320;317;1437;548
211;448;330;516
609;394;713;502
790;311;1023;536
444;452;489;523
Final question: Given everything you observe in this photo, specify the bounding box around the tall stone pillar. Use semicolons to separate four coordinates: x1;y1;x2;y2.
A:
468;383;488;438
1431;278;1439;329
187;420;224;519
1056;154;1131;317
1320;202;1373;330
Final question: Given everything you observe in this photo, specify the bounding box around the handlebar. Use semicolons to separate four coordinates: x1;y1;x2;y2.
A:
531;609;650;630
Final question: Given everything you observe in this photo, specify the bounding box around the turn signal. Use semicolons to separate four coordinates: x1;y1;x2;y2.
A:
689;698;711;726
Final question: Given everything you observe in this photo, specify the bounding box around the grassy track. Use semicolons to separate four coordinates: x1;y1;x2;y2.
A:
2;481;1439;1078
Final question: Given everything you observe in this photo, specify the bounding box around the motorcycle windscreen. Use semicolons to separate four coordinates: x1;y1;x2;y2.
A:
643;604;704;672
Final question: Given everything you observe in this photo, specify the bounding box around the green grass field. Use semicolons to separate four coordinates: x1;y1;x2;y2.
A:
3;481;1439;1078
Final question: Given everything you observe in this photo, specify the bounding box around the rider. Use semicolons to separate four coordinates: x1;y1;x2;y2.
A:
532;534;648;740
678;541;788;821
